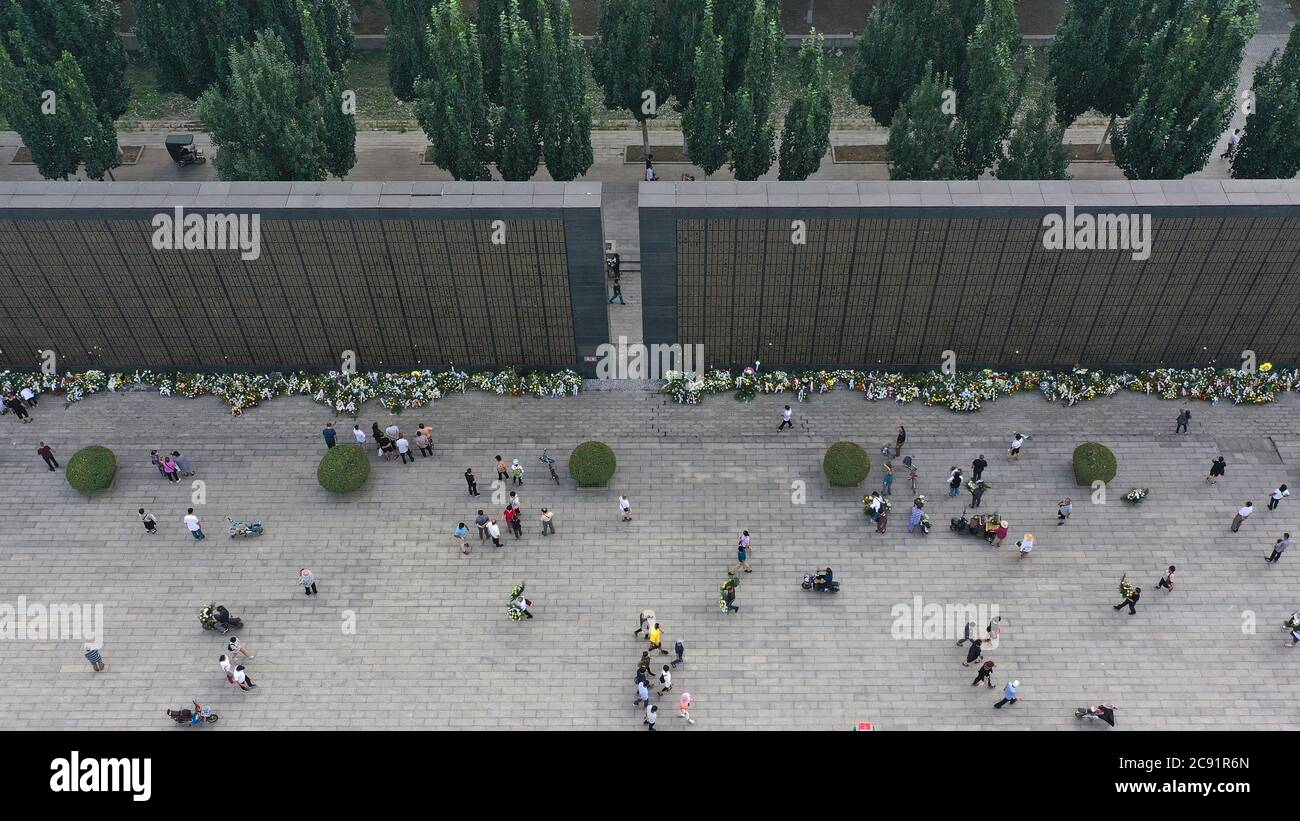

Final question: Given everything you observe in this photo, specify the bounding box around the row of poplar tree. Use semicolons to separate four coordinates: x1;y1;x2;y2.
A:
1;0;1298;182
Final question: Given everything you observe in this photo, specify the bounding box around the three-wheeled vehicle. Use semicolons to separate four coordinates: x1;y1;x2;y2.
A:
165;133;206;166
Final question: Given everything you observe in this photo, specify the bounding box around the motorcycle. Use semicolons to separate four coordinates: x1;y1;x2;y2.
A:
199;603;243;633
1074;704;1116;727
167;702;219;726
801;571;840;593
165;133;207;166
228;517;264;538
950;508;970;533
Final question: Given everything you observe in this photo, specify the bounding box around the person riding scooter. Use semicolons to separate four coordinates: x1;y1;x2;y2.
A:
813;567;834;592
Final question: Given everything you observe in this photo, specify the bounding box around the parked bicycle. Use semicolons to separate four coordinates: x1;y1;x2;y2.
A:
540;450;560;485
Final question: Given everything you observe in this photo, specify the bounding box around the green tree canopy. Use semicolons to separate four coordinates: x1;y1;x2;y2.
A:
728;0;778;179
384;0;434;101
538;2;593;181
592;0;667;153
886;64;963;180
997;52;1071;180
413;0;494;180
957;0;1019;177
682;0;727;176
778;32;833;181
1231;21;1300;178
494;0;541;180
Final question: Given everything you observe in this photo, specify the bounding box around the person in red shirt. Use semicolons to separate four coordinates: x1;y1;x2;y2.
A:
37;441;58;471
503;506;522;539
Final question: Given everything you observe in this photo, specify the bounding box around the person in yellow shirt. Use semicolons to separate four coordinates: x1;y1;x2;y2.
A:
648;623;668;655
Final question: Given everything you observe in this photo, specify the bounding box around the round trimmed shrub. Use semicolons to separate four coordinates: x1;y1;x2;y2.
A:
569;441;616;487
66;445;117;494
1073;442;1117;485
824;441;871;487
318;444;370;493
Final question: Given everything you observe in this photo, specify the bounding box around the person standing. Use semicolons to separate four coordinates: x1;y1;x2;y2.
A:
962;638;983;667
162;455;180;483
511;459;524;485
970;482;988;508
541;508;555;536
1114;586;1141;615
19;385;37;407
495;455;509;482
487;519;502;547
1017;533;1034;560
505;506;523;540
37;441;58;471
322;422;336;449
1157;565;1176;591
508;491;520;512
635;610;656;638
353;425;367;447
396;436;413;465
454;522;470;556
1221;128;1241;158
671;639;686;668
1008;433;1025;462
1207;456;1227;483
1231;502;1253;532
971;660;995;688
778;405;793;431
875;506;889;533
384;423;400;440
299;567;318;596
233;665;256;690
1056;498;1073;525
971;454;987;482
184;508;205;540
995;520;1009;547
172;451;194;477
644;704;658;731
415;430;433;458
732;530;752;574
908;501;924;533
1268;484;1290;511
994;679;1018;708
678;692;695;724
6;393;31;423
894;424;906;457
219;654;235;685
465;467;479;497
1267;533;1292;564
138;508;157;534
882;461;894;496
83;642;105;672
475;510;490;541
1176;409;1191;433
619;494;632;521
948;468;962;497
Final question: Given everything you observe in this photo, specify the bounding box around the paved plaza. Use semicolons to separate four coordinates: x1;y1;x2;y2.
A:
1;382;1297;731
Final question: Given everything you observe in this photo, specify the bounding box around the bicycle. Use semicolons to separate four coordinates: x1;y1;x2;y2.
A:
903;456;918;493
540;450;559;485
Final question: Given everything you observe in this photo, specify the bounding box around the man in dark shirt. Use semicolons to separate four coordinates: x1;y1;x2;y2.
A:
321;422;336;448
37;441;58;470
971;454;988;482
1113;587;1141;615
894;426;906;457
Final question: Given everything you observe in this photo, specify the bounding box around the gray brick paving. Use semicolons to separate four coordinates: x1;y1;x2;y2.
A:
1;385;1298;730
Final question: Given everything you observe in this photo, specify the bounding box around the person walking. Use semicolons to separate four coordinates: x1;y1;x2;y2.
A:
995;520;1009;547
1266;533;1292;564
908;501;924;533
1175;409;1191;433
299;567;318;596
985;616;1004;642
454;522;471;556
670;639;686;668
882;461;894;496
83;642;105;672
994;679;1019;708
678;692;695;724
1231;502;1253;532
322;422;336;449
971;454;987;482
353;425;367;447
948;468;963;497
635;610;656;638
508;491;520;512
619;494;632;521
511;459;524;485
778;405;793;431
465;467;479;497
505;506;523;540
6;394;31;423
634;677;650;707
866;492;882;522
541;508;555;536
1221;127;1241;159
495;455;509;482
512;593;533;619
971;660;995;688
395;436;413;465
183;508;205;540
1207;456;1227;483
875;506;889;533
609;278;625;305
970;481;988;508
1017;533;1034;560
415;430;433;458
732;530;752;574
1056;498;1073;526
1157;565;1176;591
487;519;502;547
37;441;58;471
219;654;235;685
1114;586;1141;615
1008;433;1025;462
721;582;739;614
656;665;673;696
1268;484;1290;511
233;665;256;690
962;638;983;667
226;635;254;661
138;508;158;534
644;704;658;731
648;623;668;655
